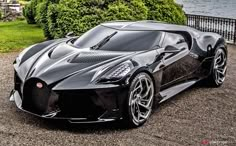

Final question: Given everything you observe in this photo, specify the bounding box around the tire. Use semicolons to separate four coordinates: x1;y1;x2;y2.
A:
124;72;155;128
205;47;227;87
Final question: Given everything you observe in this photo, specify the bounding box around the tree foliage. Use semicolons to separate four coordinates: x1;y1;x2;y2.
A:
147;0;186;24
0;10;2;20
23;0;186;39
23;0;43;24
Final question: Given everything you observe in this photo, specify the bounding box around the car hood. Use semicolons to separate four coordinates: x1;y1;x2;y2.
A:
15;42;135;87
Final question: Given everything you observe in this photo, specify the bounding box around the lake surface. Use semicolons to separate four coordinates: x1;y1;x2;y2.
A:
176;0;236;19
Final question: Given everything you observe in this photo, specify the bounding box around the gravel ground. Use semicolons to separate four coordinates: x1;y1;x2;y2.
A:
0;45;235;146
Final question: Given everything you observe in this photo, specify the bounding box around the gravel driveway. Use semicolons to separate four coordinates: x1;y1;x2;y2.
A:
0;45;235;146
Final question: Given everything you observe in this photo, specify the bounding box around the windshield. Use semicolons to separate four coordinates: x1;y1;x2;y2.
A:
73;25;162;52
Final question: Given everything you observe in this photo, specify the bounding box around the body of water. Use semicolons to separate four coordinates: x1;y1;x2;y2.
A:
176;0;236;19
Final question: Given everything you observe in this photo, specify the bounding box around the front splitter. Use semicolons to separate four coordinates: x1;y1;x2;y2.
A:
9;90;118;123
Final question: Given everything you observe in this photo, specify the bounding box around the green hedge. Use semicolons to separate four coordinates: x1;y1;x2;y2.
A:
23;3;34;24
23;0;43;24
147;0;186;24
47;3;60;38
0;10;2;20
50;0;149;38
24;0;186;39
36;1;49;37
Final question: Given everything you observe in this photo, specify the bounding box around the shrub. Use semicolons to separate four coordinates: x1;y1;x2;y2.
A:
23;0;43;24
35;0;60;39
47;3;60;38
23;3;35;24
104;0;148;21
36;1;49;37
48;0;149;38
147;0;186;24
51;0;107;38
37;0;186;38
0;10;2;20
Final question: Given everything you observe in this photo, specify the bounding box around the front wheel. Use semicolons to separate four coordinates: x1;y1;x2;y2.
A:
124;72;155;128
206;47;227;87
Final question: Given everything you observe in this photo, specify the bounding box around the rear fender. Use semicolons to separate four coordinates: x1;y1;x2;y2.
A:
197;32;226;57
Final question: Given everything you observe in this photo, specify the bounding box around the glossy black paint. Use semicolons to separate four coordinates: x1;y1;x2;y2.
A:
10;21;227;123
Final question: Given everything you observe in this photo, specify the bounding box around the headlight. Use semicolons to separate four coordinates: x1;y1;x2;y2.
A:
107;63;131;79
13;56;21;64
100;61;134;82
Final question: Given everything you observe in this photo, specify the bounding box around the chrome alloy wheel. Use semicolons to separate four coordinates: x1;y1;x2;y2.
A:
213;49;227;85
129;74;154;124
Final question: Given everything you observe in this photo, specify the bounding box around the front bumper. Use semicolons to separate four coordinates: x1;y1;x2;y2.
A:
10;84;128;123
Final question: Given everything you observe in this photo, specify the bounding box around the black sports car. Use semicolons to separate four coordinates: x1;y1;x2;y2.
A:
10;21;227;127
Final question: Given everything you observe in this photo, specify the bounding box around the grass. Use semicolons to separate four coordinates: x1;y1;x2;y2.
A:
0;20;45;53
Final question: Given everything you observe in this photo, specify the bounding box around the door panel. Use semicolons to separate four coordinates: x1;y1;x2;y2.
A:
161;53;199;87
160;32;199;88
161;44;190;86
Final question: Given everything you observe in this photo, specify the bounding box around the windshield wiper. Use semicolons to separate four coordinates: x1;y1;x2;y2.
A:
91;31;117;50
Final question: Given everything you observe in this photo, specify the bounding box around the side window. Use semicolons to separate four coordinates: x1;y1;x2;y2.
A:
161;33;186;48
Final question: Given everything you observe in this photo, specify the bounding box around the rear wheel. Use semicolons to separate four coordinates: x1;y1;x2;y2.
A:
206;47;227;87
124;73;154;127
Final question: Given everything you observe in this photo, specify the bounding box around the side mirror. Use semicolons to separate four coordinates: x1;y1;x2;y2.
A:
164;45;181;53
66;31;75;38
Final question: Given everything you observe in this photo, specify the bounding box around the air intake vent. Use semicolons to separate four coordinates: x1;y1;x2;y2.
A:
70;52;119;63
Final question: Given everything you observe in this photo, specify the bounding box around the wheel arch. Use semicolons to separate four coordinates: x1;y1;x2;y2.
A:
196;32;227;57
211;37;227;55
129;68;155;86
127;67;161;101
205;40;227;80
123;68;157;127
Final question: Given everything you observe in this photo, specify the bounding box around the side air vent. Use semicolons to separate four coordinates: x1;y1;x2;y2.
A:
49;44;76;59
48;46;57;58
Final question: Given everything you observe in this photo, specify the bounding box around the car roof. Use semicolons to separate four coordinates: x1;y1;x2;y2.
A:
101;20;200;37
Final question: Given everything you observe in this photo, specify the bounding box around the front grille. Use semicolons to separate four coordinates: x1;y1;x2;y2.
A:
21;78;105;119
58;90;105;119
22;78;59;115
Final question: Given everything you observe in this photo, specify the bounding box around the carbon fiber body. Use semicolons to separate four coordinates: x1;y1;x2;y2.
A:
10;21;227;123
